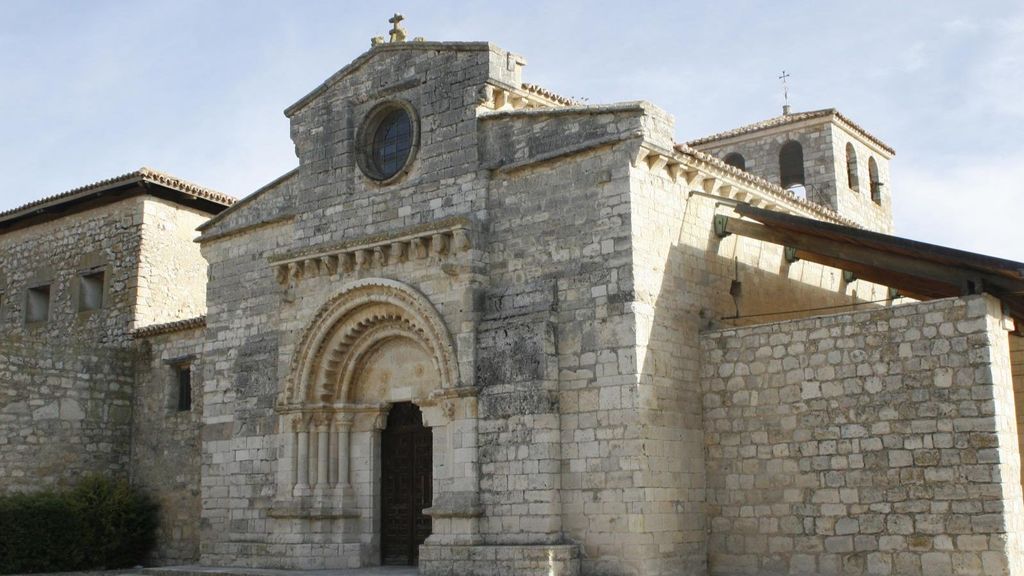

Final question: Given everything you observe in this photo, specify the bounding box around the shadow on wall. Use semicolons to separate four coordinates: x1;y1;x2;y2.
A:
631;197;903;573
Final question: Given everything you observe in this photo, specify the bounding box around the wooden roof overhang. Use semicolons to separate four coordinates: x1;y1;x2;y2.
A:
714;204;1024;330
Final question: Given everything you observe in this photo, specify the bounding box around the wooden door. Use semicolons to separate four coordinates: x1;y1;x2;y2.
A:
380;402;432;565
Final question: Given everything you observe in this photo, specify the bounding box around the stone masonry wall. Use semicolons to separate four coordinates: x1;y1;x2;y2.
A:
0;197;146;492
701;295;1024;575
134;198;212;330
478;103;648;576
194;43;512;568
132;326;205;565
196;221;292;568
828;124;893;234
626;131;897;574
1010;335;1024;489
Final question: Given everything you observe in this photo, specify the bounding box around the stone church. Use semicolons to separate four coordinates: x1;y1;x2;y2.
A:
3;19;1024;576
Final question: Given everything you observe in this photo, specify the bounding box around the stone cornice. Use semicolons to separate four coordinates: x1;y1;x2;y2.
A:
268;217;473;287
631;141;860;228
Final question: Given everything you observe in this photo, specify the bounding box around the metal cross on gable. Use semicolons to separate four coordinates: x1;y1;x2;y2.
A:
779;70;792;115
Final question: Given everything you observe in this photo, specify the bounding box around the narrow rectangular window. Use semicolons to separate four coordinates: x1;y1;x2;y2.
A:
177;365;192;411
26;284;51;323
79;270;105;311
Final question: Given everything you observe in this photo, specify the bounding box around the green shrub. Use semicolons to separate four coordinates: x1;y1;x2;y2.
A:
0;475;158;574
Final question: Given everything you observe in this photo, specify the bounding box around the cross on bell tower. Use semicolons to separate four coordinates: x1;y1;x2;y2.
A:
779;70;792;115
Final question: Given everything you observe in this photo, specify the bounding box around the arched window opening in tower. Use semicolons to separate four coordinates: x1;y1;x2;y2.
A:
779;140;805;190
723;152;746;171
869;157;882;204
845;143;859;191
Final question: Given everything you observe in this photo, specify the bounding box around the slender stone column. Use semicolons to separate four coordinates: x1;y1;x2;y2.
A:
295;421;310;495
336;417;353;488
290;426;299;488
317;421;330;488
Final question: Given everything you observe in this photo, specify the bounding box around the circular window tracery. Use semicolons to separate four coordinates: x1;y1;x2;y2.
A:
357;101;419;183
371;109;413;179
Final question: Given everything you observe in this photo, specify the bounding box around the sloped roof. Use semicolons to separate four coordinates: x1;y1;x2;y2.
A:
520;83;580;106
0;167;235;234
132;315;207;338
723;204;1024;328
688;108;895;156
675;143;861;228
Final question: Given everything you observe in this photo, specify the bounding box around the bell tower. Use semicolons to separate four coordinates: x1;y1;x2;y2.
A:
688;108;895;233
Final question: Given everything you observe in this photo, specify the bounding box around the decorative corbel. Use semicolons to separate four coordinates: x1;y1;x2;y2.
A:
354;249;369;270
304;258;319;278
666;161;682;183
373;246;388;267
288;262;303;283
390;242;406;263
431;233;449;256
275;264;289;286
411;238;426;259
321;255;338;276
645;153;668;172
340;252;354;273
702;176;718;194
452;229;471;252
632;147;650;169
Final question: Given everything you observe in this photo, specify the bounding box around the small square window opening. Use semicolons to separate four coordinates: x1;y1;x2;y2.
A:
79;270;104;311
26;284;51;323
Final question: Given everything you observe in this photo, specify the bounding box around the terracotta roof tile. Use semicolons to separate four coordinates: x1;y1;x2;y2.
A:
132;315;207;338
674;143;862;228
687;108;895;156
0;167;235;223
520;83;580;106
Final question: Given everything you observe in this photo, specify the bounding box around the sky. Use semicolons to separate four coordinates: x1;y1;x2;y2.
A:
1;1;1021;260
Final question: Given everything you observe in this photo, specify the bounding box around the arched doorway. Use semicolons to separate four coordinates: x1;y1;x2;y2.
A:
275;279;480;567
380;402;432;565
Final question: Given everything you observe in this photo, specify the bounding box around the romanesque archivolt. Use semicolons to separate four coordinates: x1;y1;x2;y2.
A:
272;279;461;508
280;278;459;409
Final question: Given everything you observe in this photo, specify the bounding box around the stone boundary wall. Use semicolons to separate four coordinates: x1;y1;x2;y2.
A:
701;295;1024;575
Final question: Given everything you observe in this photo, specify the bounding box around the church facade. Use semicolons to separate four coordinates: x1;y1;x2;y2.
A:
3;24;1024;576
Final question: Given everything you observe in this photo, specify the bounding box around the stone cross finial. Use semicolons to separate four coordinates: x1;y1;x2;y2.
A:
388;13;407;43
